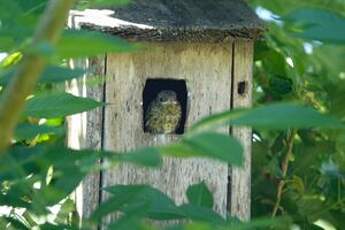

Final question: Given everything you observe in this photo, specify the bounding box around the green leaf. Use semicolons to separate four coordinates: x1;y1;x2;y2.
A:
55;198;75;224
269;75;293;99
191;103;344;132
174;216;291;230
117;133;243;166
34;170;85;208
0;179;33;208
0;146;44;181
107;215;156;230
24;92;103;118
189;109;244;133
249;218;293;230
110;147;162;168
161;132;244;166
0;52;22;68
0;216;29;230
285;8;345;44
186;182;213;209
0;0;41;48
231;104;343;129
92;185;184;221
97;147;162;169
56;30;136;58
39;66;85;83
77;0;131;8
0;218;8;229
178;204;225;224
0;36;16;51
95;185;225;223
14;123;64;140
40;223;79;230
0;66;85;85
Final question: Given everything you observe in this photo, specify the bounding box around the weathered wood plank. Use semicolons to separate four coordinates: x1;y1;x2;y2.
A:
230;41;253;220
66;55;105;220
102;42;232;223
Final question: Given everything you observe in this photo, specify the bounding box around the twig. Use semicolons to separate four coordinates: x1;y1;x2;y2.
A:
0;0;76;153
272;129;296;217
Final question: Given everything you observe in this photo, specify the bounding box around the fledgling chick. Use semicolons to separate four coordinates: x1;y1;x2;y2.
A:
145;90;182;134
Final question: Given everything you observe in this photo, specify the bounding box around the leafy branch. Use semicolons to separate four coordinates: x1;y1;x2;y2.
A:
272;129;297;217
0;0;76;153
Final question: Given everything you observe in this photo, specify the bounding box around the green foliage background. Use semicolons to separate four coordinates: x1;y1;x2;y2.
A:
0;0;344;229
250;1;345;229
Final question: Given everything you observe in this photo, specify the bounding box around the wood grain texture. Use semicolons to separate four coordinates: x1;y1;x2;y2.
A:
66;55;105;220
230;40;253;220
102;42;232;223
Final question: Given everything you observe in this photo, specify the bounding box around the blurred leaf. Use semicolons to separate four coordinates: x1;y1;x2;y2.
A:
289;175;305;195
108;147;162;168
178;204;225;224
0;145;92;211
92;185;183;221
0;36;15;51
107;215;156;230
258;48;287;76
26;41;55;57
0;146;45;181
95;184;225;224
186;182;213;209
24;92;103;118
0;52;22;68
77;0;131;8
55;199;75;224
0;179;33;208
0;144;160;185
39;66;85;83
0;66;85;85
321;160;344;179
122;132;243;166
191;103;344;132
14;123;64;140
40;223;79;230
0;218;8;229
0;216;29;230
0;1;41;48
313;45;345;78
161;132;244;166
56;30;136;58
268;76;293;99
251;0;345;16
285;8;345;44
296;196;326;222
168;216;291;230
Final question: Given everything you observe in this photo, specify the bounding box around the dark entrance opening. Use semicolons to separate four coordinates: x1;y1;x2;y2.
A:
143;79;187;134
237;81;247;96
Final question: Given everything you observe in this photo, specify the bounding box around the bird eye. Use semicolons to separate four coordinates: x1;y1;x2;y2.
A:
159;97;164;102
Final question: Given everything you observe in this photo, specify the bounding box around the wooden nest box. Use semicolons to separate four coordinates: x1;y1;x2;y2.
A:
68;0;264;223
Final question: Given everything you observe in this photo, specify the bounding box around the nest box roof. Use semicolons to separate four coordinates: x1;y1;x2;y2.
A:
70;0;264;42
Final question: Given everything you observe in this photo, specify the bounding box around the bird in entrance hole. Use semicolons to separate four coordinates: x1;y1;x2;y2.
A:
145;90;182;134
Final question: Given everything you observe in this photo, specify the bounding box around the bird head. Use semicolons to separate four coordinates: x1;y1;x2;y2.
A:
156;90;178;104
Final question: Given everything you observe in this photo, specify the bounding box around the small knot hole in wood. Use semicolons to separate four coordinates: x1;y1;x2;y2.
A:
237;81;247;96
143;79;187;134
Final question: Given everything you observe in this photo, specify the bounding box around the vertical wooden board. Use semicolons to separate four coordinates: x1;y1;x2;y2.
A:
67;12;105;221
102;42;232;223
230;41;254;220
66;56;105;220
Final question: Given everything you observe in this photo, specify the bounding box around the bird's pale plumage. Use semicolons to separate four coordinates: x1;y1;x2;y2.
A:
145;90;182;134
